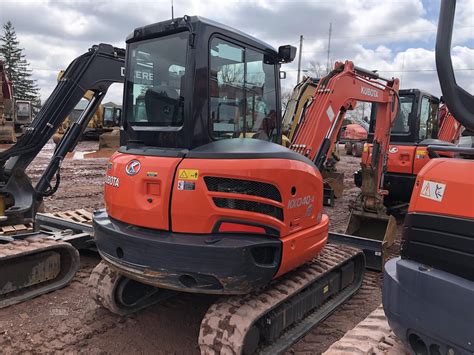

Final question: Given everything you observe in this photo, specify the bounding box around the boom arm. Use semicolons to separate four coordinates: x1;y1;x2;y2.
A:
436;1;474;132
438;104;462;143
0;43;124;225
291;61;399;198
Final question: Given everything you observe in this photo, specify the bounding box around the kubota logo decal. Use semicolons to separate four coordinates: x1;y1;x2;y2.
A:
125;160;141;176
105;175;119;188
361;87;379;98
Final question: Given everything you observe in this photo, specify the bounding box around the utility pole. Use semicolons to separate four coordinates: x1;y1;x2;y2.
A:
171;0;174;21
297;35;303;84
326;22;332;74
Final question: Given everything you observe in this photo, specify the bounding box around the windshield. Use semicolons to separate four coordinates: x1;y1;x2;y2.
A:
369;93;414;135
392;94;414;133
16;102;31;118
209;37;277;141
125;31;188;127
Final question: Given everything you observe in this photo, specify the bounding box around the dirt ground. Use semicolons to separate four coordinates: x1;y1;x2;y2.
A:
0;142;400;354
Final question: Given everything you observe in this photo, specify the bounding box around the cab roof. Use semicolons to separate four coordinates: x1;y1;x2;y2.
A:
127;15;278;55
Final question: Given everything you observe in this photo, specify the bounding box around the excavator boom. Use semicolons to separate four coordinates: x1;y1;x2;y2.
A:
438;105;463;142
0;44;124;226
291;61;398;178
289;61;400;269
0;43;124;308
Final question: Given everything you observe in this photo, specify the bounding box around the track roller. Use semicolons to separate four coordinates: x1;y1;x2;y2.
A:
89;261;175;316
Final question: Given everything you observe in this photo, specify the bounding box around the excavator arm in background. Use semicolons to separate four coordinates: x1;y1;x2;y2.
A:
0;43;125;228
0;43;125;309
438;104;463;143
290;61;400;269
291;61;398;175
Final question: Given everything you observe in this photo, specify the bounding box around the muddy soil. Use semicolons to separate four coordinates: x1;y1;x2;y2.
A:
0;143;400;354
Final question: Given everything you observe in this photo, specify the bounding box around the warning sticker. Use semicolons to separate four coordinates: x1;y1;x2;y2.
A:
420;180;446;202
178;169;199;180
326;106;335;122
416;149;428;159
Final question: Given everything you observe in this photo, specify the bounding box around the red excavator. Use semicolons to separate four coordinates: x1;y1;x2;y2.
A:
383;1;474;354
0;60;33;143
438;99;462;143
357;89;463;214
0;60;16;143
341;122;367;157
90;16;399;353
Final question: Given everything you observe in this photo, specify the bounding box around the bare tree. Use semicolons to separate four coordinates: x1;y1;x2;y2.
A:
281;89;293;111
307;61;327;78
220;64;244;84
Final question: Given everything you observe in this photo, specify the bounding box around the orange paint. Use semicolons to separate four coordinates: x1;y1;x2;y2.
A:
104;152;329;278
409;158;474;219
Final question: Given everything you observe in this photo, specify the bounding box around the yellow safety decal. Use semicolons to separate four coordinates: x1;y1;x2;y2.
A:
323;285;329;294
178;169;199;180
363;144;369;152
416;149;428;155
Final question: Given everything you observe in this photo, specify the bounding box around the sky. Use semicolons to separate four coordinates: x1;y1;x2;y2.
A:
0;0;473;104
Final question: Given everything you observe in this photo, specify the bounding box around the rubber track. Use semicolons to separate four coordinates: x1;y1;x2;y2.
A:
89;261;130;315
323;305;407;354
89;260;171;316
0;235;80;308
199;243;362;354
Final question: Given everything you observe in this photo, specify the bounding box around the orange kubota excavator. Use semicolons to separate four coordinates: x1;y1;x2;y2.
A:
89;17;399;353
383;1;474;353
289;63;401;260
357;89;463;215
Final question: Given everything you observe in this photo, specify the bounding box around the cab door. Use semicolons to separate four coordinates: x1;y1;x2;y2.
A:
413;95;439;174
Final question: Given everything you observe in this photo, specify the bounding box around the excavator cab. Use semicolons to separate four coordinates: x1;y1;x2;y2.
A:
121;16;295;149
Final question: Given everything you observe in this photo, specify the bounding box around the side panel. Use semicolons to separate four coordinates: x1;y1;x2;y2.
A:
276;214;329;277
386;145;416;174
171;158;324;238
409;158;474;219
104;152;182;230
411;146;431;175
364;143;416;175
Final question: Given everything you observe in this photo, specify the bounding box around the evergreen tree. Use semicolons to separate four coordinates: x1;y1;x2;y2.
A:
0;21;40;107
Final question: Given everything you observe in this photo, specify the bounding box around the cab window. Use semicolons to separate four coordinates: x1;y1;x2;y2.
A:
419;96;438;140
125;31;188;127
209;37;277;141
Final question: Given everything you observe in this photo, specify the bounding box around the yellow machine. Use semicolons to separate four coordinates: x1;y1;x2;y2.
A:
282;76;319;143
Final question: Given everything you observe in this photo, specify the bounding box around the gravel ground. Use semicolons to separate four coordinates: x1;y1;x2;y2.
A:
0;142;402;354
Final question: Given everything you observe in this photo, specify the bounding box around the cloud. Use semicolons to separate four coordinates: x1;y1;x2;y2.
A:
0;0;472;104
